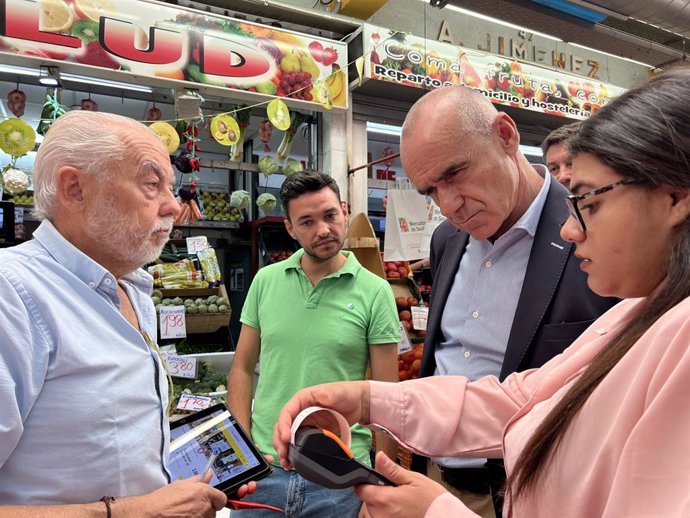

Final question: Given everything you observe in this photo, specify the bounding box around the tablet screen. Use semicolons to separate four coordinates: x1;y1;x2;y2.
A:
169;405;269;491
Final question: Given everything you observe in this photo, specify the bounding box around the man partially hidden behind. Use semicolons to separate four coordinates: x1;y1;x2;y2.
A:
228;170;400;517
402;87;617;518
541;121;582;189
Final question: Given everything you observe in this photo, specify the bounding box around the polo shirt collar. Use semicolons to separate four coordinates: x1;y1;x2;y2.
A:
283;248;359;278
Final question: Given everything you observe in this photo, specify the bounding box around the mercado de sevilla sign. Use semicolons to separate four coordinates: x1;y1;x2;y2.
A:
0;0;349;109
361;24;625;119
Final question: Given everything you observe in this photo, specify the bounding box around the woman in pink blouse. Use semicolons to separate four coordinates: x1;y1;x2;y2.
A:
274;68;690;517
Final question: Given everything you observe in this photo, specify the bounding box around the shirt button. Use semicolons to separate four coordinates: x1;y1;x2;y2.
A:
485;260;493;268
104;278;112;285
472;310;479;318
88;282;96;288
464;351;471;358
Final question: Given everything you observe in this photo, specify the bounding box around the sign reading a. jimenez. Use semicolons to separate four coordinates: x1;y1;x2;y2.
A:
0;0;349;109
363;24;625;119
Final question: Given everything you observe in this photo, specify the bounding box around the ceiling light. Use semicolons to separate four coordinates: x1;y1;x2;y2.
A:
0;64;40;77
421;0;563;42
38;65;61;87
61;73;154;93
366;122;402;136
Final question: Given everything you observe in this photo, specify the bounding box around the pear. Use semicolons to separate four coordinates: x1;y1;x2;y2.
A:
299;52;320;81
280;51;301;73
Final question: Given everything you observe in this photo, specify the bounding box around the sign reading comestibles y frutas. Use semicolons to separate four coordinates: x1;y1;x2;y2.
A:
361;24;625;120
0;0;349;109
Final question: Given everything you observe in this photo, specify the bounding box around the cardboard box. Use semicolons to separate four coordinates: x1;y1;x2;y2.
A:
344;213;386;279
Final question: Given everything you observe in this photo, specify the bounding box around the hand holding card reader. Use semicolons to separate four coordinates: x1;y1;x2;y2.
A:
288;406;396;489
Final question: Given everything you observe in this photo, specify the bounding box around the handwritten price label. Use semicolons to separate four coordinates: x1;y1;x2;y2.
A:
411;306;428;331
160;305;187;339
162;352;197;379
176;394;212;412
186;235;209;254
397;321;412;354
14;207;23;223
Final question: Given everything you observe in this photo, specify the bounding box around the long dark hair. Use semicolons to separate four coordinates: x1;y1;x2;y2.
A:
507;67;690;507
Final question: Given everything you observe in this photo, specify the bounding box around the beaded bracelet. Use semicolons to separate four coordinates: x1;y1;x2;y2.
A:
99;496;115;518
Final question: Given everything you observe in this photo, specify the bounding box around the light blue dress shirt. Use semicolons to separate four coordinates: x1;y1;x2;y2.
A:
434;167;551;468
0;220;170;504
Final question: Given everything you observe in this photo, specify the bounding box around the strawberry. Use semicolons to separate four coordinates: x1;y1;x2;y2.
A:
77;41;120;69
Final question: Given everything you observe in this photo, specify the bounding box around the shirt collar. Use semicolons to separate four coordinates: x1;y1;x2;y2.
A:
283;248;359;278
33;220;153;293
510;164;551;238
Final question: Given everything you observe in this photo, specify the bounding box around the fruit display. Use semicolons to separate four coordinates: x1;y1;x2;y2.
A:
199;190;243;222
395;295;428;340
383;260;411;279
398;344;423;381
151;289;231;315
8;192;34;206
267;250;294;263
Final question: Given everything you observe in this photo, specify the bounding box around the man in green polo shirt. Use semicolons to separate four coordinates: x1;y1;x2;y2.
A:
228;169;400;517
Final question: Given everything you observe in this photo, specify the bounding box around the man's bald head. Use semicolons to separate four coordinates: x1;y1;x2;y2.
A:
402;86;497;142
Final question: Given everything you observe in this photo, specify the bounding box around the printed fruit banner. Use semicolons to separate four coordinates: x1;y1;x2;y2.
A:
0;0;348;109
363;24;624;119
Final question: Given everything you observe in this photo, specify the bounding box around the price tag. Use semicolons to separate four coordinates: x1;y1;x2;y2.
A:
176;394;212;412
160;305;187;339
14;207;23;223
397;321;412;354
411;306;428;331
161;351;197;379
186;235;209;254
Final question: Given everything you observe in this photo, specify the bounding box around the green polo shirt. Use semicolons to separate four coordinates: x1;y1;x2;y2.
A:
240;249;399;465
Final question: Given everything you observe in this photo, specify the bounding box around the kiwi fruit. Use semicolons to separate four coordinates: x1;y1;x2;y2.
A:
71;19;99;44
0;118;36;156
266;99;290;131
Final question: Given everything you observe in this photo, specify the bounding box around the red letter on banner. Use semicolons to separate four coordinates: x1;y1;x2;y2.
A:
2;0;80;48
200;33;271;78
99;17;183;65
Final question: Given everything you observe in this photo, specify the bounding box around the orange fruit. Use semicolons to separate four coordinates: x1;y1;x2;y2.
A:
39;0;74;32
73;0;115;22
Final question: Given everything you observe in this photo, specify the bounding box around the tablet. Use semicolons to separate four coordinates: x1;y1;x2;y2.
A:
168;404;272;496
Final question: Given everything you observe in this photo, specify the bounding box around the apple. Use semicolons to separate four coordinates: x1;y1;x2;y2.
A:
322;47;338;66
399;310;412;323
397;266;409;278
308;41;324;63
395;296;408;308
406;296;418;307
387;271;401;279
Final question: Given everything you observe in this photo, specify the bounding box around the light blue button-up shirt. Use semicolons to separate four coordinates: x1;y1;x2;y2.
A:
434;167;551;468
0;220;170;504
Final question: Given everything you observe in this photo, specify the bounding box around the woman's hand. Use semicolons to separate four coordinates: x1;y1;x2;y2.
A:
274;381;370;468
354;452;447;518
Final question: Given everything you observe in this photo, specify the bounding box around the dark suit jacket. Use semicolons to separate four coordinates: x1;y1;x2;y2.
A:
420;178;618;381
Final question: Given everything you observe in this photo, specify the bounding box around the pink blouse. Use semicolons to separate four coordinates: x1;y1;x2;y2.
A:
368;297;690;517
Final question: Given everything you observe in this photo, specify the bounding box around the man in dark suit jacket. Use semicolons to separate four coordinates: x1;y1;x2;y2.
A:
400;86;618;518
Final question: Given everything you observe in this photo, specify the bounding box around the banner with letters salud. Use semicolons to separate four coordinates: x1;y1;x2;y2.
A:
0;0;348;109
362;24;625;119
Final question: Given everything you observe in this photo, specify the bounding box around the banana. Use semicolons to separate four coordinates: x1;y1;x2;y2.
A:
325;65;346;105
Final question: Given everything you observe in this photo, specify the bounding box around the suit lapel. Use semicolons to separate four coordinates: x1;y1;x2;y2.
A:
500;180;572;379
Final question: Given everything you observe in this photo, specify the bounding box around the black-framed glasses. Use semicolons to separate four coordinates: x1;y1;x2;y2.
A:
566;178;641;232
